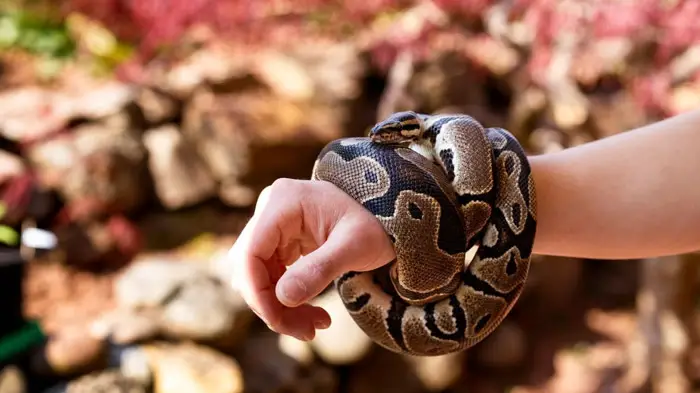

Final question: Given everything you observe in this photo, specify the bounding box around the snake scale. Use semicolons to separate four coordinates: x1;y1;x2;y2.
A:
310;112;537;356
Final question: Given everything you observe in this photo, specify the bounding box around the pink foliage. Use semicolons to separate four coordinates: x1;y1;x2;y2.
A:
59;0;700;115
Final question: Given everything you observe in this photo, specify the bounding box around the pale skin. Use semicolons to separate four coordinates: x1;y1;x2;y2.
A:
228;108;700;342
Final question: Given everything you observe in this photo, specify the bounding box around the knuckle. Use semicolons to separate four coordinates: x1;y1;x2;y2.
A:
270;178;297;193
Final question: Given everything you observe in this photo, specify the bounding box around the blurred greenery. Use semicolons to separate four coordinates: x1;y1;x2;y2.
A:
0;204;19;247
0;6;135;79
0;10;75;58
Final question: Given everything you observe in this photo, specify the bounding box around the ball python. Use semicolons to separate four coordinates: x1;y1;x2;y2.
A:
310;111;537;356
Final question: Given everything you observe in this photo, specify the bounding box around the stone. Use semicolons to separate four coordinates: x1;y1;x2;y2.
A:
473;320;527;368
62;369;146;393
0;365;25;393
588;91;648;138
135;88;179;125
0;151;25;185
251;40;364;102
145;41;250;99
0;87;69;143
235;331;337;393
405;352;465;392
142;342;243;393
182;86;349;208
117;346;153;387
306;290;373;365
463;34;520;76
160;275;237;340
529;128;565;154
525;255;583;313
348;349;424;393
669;83;700;115
278;334;315;366
90;308;161;344
32;325;107;376
406;50;488;114
113;257;200;308
142;125;218;210
0;82;135;143
26;117;149;219
105;256;252;346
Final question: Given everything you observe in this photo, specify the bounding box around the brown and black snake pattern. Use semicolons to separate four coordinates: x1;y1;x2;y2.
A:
311;113;537;356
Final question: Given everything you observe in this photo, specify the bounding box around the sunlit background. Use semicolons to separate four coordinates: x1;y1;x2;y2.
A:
0;0;699;392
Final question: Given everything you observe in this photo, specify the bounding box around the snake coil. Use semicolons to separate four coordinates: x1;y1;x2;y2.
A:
311;112;537;356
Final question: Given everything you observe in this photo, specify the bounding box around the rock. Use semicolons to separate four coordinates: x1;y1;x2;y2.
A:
507;86;547;139
406;50;488;114
181;85;349;208
570;38;633;86
145;41;251;99
278;335;315;366
547;82;589;130
669;82;700;115
116;346;153;388
61;369;146;393
52;215;142;268
670;45;700;83
90;308;161;344
32;325;107;376
589;91;648;138
135;88;179;125
160;275;239;340
142;125;218;210
0;151;25;185
67;82;136;121
142;342;243;393
0;87;69;143
529;128;565;154
26;117;149;219
525;255;583;313
405;352;465;392
251;40;365;102
0;82;135;144
473;320;527;368
463;34;520;76
235;331;337;393
348;349;424;393
103;256;252;346
113;257;199;309
306;290;373;365
0;365;25;393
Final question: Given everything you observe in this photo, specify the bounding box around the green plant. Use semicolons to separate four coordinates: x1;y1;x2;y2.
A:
0;204;19;247
0;9;75;58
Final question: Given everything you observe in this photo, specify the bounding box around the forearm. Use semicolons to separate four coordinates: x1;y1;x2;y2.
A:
530;108;700;259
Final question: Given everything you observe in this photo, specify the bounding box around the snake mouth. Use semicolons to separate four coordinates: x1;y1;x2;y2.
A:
370;132;409;144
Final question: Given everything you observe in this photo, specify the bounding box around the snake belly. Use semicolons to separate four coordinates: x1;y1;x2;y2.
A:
310;114;537;356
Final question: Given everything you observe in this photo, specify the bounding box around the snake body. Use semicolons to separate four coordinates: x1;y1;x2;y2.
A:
311;112;537;356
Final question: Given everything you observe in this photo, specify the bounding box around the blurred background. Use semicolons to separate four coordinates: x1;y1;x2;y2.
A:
0;0;699;392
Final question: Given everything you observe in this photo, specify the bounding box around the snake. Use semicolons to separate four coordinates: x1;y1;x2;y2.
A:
310;111;537;356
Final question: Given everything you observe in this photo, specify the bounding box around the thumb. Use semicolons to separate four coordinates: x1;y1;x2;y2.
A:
275;217;387;307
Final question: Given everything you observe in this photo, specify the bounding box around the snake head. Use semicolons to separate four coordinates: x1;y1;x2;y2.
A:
369;111;426;144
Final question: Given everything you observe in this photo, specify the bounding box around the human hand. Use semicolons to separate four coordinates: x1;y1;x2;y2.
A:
228;178;396;342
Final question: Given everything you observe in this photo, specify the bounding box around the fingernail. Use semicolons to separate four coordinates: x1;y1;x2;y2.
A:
278;276;307;305
291;333;310;342
314;319;330;330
